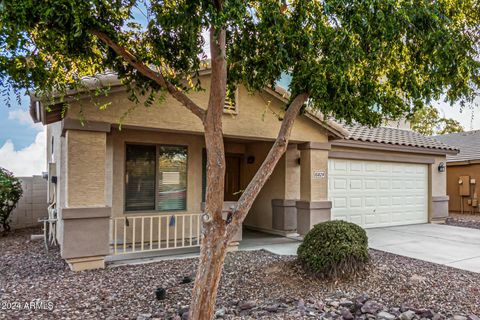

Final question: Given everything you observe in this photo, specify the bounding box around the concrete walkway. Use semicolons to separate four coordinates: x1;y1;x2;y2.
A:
240;224;480;273
367;223;480;273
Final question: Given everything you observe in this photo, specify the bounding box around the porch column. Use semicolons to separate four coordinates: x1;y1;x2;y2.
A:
62;125;111;271
296;142;332;236
272;144;300;233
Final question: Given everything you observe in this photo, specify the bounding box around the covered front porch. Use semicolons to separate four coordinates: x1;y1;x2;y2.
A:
56;123;333;270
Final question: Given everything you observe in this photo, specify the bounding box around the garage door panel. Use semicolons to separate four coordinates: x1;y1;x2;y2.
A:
350;179;362;189
349;197;362;207
365;197;376;208
329;159;428;228
333;178;347;190
350;162;362;172
364;179;377;190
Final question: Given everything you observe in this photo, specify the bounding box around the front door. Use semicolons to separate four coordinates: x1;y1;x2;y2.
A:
224;155;242;201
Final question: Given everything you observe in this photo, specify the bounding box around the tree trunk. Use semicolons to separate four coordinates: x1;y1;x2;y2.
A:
189;26;228;320
189;227;229;319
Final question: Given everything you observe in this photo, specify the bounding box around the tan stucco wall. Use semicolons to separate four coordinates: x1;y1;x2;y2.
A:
243;142;286;230
285;145;301;200
63;76;328;143
431;156;447;197
446;163;480;213
65;130;107;207
299;148;329;201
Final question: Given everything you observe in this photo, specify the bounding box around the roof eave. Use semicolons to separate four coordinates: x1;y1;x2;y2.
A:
331;139;459;156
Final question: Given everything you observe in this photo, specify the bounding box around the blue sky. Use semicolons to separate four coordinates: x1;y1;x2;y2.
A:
0;90;38;149
0;89;46;176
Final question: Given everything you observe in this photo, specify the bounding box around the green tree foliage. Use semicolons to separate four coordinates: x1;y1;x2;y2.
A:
411;106;464;136
0;167;23;233
297;220;369;279
0;0;479;125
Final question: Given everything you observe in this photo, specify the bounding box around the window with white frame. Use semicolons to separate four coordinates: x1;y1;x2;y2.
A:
125;144;187;212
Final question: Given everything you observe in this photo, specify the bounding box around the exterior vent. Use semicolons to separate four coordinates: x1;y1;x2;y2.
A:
223;100;237;113
223;88;238;114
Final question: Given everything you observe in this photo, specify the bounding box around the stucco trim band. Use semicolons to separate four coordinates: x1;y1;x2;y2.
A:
271;199;297;207
298;142;331;151
447;160;480;166
295;200;333;209
432;196;450;202
61;118;111;136
329;151;435;164
62;207;111;220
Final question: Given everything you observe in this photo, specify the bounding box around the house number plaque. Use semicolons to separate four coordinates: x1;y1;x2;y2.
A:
313;170;326;179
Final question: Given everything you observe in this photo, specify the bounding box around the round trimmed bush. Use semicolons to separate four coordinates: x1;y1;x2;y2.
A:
297;220;369;279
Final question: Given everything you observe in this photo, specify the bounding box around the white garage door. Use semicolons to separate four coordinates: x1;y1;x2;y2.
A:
328;159;428;228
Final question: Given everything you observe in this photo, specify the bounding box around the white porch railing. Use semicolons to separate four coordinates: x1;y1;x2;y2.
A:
110;213;202;256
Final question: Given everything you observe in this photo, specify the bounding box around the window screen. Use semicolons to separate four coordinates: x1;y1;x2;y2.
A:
125;145;156;211
158;146;187;211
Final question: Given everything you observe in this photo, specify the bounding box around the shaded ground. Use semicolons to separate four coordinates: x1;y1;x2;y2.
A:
1;228;479;319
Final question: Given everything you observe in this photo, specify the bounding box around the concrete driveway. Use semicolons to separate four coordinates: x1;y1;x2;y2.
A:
367;223;480;273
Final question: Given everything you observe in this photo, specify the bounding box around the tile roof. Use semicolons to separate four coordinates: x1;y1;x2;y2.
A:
344;124;459;152
434;130;480;162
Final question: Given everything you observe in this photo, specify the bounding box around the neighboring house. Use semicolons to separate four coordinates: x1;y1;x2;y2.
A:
435;130;480;214
30;71;457;271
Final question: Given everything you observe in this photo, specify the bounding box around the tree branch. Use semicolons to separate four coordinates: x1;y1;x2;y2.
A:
225;92;309;240
89;29;206;122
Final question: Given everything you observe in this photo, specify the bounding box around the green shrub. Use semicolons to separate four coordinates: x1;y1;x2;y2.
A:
297;220;369;279
0;167;23;232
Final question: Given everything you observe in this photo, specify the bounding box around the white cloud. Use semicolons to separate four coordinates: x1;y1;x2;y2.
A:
8;109;43;131
433;96;480;131
0;129;46;176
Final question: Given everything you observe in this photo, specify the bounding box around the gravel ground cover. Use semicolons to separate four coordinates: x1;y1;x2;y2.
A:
446;214;480;230
1;228;480;320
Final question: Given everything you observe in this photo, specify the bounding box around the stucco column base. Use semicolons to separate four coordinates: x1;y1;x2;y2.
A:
296;200;332;236
272;199;297;231
66;256;105;272
431;196;449;221
61;207;111;270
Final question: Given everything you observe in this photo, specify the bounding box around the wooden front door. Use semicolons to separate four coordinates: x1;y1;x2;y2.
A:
224;155;242;201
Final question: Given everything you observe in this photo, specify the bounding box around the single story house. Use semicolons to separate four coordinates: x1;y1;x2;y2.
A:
30;71;457;271
435;130;480;214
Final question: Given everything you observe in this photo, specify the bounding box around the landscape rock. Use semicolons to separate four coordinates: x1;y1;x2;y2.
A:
214;308;225;318
341;308;354;320
136;313;152;320
239;300;256;310
362;301;384;314
400;310;417;320
377;311;396;320
265;304;278;313
1;229;480;320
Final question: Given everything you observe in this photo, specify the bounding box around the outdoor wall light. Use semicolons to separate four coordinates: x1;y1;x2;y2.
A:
438;162;446;173
247;156;255;164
